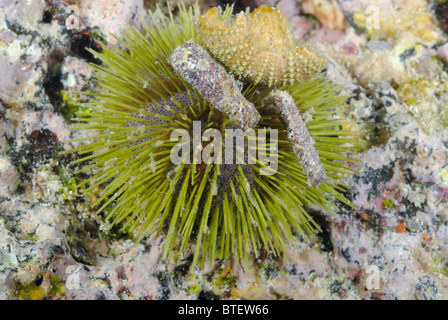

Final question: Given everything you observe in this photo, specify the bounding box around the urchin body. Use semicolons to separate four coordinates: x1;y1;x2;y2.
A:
67;3;358;267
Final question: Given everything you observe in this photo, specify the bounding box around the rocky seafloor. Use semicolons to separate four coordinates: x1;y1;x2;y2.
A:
0;0;447;300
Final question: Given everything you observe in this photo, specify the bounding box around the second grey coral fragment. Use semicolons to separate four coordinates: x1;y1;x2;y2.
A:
270;90;327;187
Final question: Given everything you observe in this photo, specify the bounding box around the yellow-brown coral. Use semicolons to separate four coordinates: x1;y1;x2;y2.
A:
198;5;326;87
367;0;443;44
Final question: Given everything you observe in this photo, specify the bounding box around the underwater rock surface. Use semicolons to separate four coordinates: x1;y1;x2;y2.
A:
0;0;447;300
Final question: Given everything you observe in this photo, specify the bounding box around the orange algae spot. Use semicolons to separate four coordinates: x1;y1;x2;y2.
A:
395;222;406;233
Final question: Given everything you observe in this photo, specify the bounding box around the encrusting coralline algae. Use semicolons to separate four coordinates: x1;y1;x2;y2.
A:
0;0;447;300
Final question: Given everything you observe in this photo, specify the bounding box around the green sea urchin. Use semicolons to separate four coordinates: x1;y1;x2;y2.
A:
66;3;358;267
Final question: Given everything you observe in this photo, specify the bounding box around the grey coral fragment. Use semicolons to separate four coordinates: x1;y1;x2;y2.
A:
270;90;327;187
168;39;261;130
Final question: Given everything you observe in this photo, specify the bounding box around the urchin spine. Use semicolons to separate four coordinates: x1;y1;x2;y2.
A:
270;90;327;187
168;39;261;130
